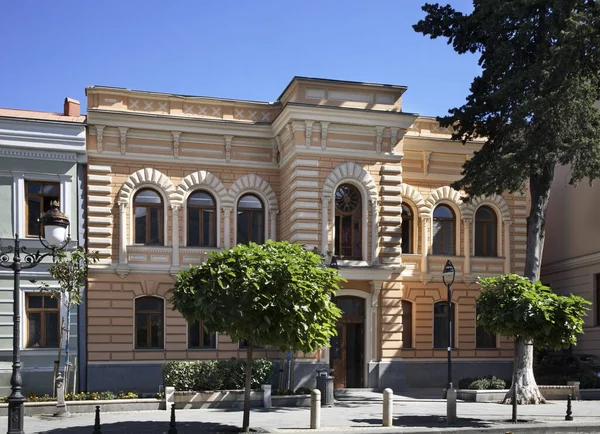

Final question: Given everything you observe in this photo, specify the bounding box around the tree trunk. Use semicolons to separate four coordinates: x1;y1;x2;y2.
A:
504;338;545;404
523;165;554;282
242;344;253;433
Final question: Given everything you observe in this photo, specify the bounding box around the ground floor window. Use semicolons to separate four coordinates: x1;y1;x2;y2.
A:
188;320;216;349
26;294;60;348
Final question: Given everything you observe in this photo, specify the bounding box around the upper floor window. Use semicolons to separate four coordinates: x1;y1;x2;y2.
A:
475;206;497;257
401;203;413;254
402;300;413;348
188;320;216;349
26;294;60;348
134;189;163;245
26;181;60;237
334;184;362;259
187;191;217;247
476;307;496;348
135;296;164;349
433;301;455;349
237;194;264;244
432;205;455;256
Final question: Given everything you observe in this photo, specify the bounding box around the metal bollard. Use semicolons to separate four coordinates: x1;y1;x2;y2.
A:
383;388;393;427
92;405;102;434
565;394;573;421
310;389;321;429
168;403;178;434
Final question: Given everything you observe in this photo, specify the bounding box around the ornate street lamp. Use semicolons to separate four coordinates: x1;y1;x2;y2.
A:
442;259;456;392
0;201;70;434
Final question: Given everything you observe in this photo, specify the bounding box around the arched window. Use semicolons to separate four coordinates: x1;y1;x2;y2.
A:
237;194;264;244
135;297;164;349
433;301;455;349
134;189;163;245
476;306;496;348
187;191;216;247
475;206;497;257
401;203;413;254
432;205;455;256
334;184;362;259
402;300;413;348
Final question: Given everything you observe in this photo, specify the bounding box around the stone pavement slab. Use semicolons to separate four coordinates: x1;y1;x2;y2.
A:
3;399;600;433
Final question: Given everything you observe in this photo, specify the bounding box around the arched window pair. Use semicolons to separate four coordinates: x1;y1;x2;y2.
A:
426;204;498;257
132;189;265;247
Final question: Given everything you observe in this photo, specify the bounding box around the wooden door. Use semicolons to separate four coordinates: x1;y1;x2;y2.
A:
330;296;365;388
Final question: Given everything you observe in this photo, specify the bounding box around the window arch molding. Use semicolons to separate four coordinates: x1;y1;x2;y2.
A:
424;186;463;257
228;174;278;245
399;183;426;255
177;171;227;248
322;162;378;262
462;195;510;257
118;168;181;246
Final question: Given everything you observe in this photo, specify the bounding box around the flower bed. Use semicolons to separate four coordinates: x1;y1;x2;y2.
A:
0;391;145;403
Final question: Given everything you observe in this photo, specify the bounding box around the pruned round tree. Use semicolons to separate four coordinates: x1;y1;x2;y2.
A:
170;240;343;432
477;275;590;404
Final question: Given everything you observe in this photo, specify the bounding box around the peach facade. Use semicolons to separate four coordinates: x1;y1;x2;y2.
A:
85;77;525;393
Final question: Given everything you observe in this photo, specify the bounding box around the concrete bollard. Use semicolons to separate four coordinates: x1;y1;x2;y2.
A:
446;388;457;425
54;374;69;417
310;389;321;429
165;386;175;412
383;388;393;427
262;384;272;409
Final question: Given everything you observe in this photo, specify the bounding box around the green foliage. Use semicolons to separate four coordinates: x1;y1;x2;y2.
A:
162;359;273;391
170;240;343;353
477;275;590;349
0;391;139;403
536;372;600;389
37;246;99;305
458;376;507;390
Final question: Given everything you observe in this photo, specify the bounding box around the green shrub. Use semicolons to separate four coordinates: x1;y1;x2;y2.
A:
459;376;507;390
536;371;600;389
163;358;273;391
294;387;311;395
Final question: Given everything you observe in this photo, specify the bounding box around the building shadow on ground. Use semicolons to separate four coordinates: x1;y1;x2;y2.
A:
40;420;269;433
351;415;493;428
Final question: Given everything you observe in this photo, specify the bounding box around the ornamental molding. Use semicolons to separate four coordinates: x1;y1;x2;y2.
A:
399;183;427;216
461;194;511;221
228;174;279;210
118;168;181;206
322;162;378;200
0;146;78;162
177;170;227;203
422;186;464;217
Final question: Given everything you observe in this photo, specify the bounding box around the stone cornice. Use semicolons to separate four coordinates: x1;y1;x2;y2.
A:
542;251;600;276
0;146;85;162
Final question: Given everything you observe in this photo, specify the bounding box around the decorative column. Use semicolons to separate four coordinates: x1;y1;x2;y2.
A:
118;126;128;154
171;131;181;158
463;217;471;278
119;203;127;265
269;209;278;241
421;216;430;274
369;281;383;371
321;195;331;255
223;207;232;249
390;128;399;154
375;126;384;154
95;125;105;153
171;206;180;270
320;122;329;150
305;121;314;148
371;199;379;264
224;135;233;162
504;220;511;272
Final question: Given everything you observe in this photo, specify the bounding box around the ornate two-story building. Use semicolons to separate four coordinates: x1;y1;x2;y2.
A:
84;77;526;393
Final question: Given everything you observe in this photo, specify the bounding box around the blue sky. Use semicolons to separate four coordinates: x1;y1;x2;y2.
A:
0;0;478;117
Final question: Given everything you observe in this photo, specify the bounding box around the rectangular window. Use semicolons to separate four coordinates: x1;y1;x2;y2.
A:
26;294;60;348
188;320;216;349
25;181;60;237
402;300;413;348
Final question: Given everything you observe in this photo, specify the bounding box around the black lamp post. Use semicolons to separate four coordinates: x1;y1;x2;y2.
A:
0;201;70;434
442;259;455;392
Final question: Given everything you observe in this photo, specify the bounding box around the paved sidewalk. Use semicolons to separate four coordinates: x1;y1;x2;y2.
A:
4;398;600;433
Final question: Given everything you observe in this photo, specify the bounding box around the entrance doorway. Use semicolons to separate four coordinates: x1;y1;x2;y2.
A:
330;296;365;388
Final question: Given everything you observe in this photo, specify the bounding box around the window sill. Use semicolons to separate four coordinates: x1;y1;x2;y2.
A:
475;348;498;350
187;348;217;351
134;348;165;352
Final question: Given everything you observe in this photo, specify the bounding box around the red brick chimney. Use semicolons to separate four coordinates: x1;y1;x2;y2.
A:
63;97;80;117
